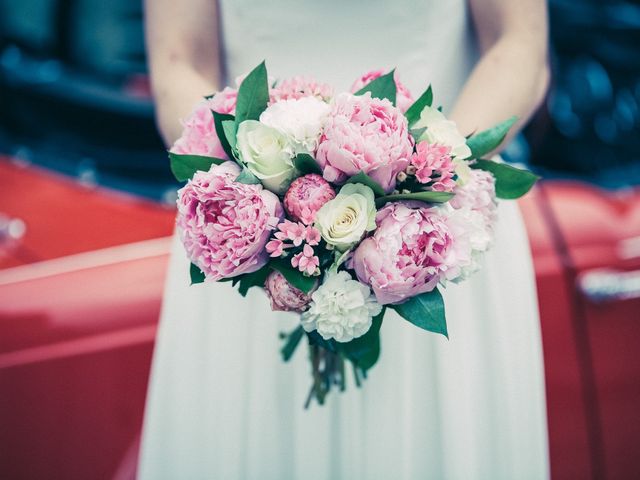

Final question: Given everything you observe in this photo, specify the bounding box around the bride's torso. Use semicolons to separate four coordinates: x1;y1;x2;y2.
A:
218;0;477;109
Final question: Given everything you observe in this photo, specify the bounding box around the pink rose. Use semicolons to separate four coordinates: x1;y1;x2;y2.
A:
170;88;237;159
264;270;315;312
352;202;454;305
284;174;336;225
350;69;414;113
316;93;413;193
270;76;333;103
176;161;283;280
411;142;456;192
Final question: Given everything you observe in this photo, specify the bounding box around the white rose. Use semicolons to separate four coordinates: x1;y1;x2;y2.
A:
314;183;377;251
301;270;382;342
236;120;296;194
415;106;472;159
260;97;330;153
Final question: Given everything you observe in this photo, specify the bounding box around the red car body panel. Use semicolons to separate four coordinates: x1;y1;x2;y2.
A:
530;183;640;480
0;158;174;480
1;157;640;479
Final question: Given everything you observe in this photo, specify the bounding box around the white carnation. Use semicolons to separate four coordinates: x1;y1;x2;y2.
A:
260;96;330;153
301;270;382;343
415;106;472;159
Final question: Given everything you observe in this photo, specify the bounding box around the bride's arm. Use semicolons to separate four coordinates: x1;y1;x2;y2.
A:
450;0;550;146
144;0;222;146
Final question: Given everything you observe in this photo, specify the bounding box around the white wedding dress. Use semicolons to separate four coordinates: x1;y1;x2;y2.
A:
138;1;550;479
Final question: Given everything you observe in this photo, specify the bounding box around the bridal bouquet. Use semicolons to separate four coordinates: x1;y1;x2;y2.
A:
169;62;538;406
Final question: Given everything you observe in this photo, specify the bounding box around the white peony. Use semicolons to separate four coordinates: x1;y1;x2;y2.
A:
415;106;472;160
260;96;330;153
440;168;497;282
301;270;382;342
314;183;377;251
439;204;490;282
236;120;296;194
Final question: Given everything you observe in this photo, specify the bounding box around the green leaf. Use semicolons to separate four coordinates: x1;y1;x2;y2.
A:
235;168;262;185
294;153;322;175
354;70;397;106
222;119;238;150
466;116;518;159
409;126;427;141
281;326;305;362
345;171;386;197
472;159;539;199
404;85;433;127
190;263;206;285
234;61;269;125
169;152;226;182
375;190;454;208
391;288;447;338
306;330;339;352
234;266;271;297
270;259;317;293
339;308;385;371
213;111;235;159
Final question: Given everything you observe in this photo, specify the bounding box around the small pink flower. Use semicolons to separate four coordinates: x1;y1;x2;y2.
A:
284;174;336;225
305;226;321;246
277;220;307;246
316;93;413;193
270;76;333;103
264;270;315;312
350;69;414;113
291;244;320;275
411;142;457;192
265;239;285;257
171;88;237;159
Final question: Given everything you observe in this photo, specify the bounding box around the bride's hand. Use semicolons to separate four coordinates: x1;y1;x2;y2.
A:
144;0;222;146
450;0;549;149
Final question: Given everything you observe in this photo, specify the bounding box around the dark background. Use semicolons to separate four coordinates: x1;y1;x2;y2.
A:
1;0;639;198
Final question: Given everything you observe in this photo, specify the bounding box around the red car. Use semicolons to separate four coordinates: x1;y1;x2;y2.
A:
1;156;639;479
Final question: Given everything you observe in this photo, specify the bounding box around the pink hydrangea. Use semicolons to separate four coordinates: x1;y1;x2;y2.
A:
352;202;454;305
450;169;498;227
350;69;414;113
270;76;333;103
264;270;315;312
176;161;283;280
315;93;414;193
284;174;336;225
411;142;457;192
170;88;237;159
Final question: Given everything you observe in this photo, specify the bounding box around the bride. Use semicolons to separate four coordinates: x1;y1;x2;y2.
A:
139;0;551;478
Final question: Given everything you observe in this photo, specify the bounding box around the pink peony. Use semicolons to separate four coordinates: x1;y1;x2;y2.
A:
171;88;237;159
264;270;315;312
352;202;454;305
270;76;333;103
350;69;414;113
450;169;498;227
315;93;414;193
411;142;457;192
284;174;336;225
176;161;283;280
